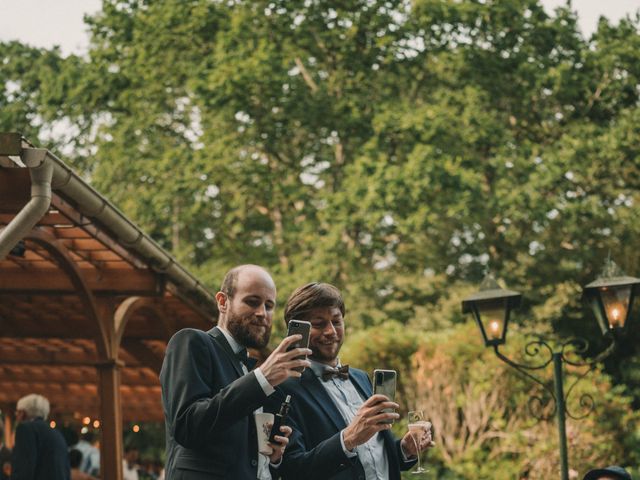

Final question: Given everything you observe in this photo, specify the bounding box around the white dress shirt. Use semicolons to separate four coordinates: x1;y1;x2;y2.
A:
309;359;390;480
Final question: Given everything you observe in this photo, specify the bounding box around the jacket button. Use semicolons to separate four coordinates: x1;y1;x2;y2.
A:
251;459;258;467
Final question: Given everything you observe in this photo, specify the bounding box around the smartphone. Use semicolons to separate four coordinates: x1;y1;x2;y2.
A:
286;319;311;372
373;369;397;423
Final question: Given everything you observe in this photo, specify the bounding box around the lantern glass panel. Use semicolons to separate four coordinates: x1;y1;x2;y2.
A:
478;300;506;341
600;286;631;329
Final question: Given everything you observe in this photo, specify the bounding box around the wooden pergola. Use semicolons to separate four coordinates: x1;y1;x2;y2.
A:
0;133;217;479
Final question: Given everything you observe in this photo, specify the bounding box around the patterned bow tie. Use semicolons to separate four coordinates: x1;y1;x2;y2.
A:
322;365;350;381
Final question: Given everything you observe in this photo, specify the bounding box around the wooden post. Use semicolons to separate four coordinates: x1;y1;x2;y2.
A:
2;409;12;449
97;359;124;480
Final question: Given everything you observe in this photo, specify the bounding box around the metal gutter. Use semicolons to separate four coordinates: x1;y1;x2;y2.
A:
0;133;216;318
0;147;53;259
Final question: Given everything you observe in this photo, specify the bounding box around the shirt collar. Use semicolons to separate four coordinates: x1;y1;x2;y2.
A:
217;326;245;355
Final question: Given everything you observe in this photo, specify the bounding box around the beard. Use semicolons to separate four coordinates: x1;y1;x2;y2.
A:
226;309;271;349
310;337;343;365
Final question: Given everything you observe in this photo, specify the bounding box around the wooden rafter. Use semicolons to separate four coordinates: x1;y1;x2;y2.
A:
0;268;163;295
50;193;149;270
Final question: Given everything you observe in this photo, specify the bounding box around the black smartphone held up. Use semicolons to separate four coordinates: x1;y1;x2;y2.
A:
373;369;397;424
286;319;311;372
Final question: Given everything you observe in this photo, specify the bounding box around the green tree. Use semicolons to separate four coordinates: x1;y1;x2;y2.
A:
2;0;640;474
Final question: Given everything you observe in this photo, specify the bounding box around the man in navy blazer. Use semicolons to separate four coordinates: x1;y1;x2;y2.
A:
11;394;70;480
160;264;312;479
268;282;434;480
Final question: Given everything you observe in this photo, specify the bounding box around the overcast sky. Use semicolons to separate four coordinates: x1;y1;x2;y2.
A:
0;0;638;56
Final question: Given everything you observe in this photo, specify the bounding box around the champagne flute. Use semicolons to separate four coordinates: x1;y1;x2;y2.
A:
407;410;429;474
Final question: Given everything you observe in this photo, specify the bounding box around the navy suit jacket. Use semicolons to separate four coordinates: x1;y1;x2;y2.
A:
160;327;271;479
266;367;414;480
11;418;70;480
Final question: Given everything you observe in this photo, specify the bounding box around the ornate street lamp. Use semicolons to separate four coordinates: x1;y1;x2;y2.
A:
461;274;521;346
462;261;638;480
583;259;640;336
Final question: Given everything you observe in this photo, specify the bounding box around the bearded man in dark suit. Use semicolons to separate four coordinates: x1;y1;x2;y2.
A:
160;264;311;479
268;282;435;480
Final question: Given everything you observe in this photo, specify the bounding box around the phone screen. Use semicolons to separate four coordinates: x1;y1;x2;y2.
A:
373;369;397;423
287;319;311;372
373;369;397;401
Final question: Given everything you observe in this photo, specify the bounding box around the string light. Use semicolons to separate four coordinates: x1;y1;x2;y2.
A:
50;420;56;428
132;424;140;433
93;420;100;428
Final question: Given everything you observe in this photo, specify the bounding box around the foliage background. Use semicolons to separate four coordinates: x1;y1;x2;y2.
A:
2;0;640;477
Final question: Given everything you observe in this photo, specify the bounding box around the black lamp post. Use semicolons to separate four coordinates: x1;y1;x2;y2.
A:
462;260;639;480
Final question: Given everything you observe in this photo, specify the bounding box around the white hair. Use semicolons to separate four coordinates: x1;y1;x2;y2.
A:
16;394;50;420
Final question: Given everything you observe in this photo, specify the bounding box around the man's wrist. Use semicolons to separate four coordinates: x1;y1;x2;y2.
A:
339;430;358;458
342;432;356;452
254;367;275;396
400;438;416;461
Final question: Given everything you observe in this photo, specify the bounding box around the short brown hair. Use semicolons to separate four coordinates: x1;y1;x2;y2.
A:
284;282;345;325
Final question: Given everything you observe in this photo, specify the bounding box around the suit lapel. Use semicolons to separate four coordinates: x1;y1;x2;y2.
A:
349;370;372;400
208;327;245;377
208;328;260;464
300;369;348;431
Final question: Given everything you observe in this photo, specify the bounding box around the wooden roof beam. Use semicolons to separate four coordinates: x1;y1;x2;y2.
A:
50;194;148;270
0;348;98;365
0;212;72;226
0;268;164;295
0;369;159;387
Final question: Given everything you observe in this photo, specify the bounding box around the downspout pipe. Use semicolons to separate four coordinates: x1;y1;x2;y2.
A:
0;149;52;260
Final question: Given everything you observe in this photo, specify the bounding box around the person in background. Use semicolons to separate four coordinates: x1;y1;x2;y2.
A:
584;465;633;480
0;421;11;480
72;431;100;477
137;459;158;479
123;446;140;480
155;461;165;480
69;449;97;480
11;393;70;480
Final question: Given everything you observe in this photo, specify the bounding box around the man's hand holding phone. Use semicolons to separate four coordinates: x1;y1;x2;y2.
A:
285;319;311;373
260;335;312;386
342;394;400;451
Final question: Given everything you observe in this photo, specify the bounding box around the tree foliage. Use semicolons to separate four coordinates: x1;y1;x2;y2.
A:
2;0;640;475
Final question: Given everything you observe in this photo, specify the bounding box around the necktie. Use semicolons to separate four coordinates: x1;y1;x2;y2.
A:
321;364;350;381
